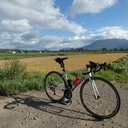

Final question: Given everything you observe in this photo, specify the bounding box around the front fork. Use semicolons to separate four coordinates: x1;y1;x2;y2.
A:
89;73;100;100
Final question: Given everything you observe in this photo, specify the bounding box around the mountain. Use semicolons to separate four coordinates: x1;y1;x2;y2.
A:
82;39;128;50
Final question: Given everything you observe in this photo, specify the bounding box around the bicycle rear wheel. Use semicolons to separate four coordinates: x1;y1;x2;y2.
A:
44;71;66;102
80;77;121;119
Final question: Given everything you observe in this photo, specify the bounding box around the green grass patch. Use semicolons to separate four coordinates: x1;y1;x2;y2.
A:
0;53;49;60
0;59;46;96
96;55;128;83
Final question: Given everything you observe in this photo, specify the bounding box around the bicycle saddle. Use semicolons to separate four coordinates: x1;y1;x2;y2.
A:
55;57;68;68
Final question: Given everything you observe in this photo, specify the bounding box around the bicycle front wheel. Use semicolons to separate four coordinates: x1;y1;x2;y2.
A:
80;77;121;119
44;71;66;102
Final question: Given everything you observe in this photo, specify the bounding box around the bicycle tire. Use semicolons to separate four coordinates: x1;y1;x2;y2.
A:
80;77;121;119
44;71;66;102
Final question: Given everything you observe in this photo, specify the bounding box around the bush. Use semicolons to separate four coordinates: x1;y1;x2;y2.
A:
0;60;45;96
0;79;27;95
97;55;128;83
0;59;27;80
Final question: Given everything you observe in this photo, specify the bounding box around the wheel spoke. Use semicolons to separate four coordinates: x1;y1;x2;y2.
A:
80;77;120;119
44;71;66;102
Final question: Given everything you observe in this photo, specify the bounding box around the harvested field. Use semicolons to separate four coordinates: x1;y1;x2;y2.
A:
0;53;127;72
20;53;128;72
25;53;127;72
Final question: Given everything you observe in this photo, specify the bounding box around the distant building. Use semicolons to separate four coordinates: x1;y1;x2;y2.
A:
18;50;24;54
7;51;16;54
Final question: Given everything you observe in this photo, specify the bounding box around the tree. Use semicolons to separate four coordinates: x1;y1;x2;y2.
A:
102;48;107;52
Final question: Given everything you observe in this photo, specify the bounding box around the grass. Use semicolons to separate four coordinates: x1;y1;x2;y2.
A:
96;55;128;83
0;53;41;60
0;52;89;60
0;53;128;96
0;60;46;95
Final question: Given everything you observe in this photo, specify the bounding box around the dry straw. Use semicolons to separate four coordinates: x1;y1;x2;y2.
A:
25;53;127;72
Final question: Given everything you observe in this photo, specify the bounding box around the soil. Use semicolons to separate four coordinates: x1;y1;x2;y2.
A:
0;84;128;128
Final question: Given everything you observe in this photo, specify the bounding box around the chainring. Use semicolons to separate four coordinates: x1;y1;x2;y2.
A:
64;89;72;99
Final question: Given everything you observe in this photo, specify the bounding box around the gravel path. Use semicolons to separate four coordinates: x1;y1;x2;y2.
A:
0;84;128;128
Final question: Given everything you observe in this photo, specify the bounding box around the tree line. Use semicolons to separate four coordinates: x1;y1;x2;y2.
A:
0;47;128;53
60;47;128;52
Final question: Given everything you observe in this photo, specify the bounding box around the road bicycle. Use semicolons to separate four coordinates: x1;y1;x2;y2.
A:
44;57;121;119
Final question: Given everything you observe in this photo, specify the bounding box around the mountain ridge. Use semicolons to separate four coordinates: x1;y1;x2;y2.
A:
82;39;128;50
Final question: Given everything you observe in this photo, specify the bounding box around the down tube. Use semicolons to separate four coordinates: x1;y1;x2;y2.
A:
62;68;88;91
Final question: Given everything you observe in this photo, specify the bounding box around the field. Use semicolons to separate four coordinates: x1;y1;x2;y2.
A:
23;53;128;72
0;52;86;60
0;53;127;72
0;52;128;95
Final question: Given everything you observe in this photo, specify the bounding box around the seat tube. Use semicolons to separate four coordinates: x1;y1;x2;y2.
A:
63;73;68;87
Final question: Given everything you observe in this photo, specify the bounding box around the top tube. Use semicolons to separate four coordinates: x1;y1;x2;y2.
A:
63;68;89;75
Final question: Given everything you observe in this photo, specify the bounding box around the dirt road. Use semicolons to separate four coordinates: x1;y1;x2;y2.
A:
0;84;128;128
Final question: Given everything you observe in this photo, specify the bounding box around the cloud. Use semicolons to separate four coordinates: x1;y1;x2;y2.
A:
0;19;31;33
95;26;122;32
0;0;86;34
68;0;117;17
91;26;128;40
0;0;128;51
21;31;41;40
1;26;128;50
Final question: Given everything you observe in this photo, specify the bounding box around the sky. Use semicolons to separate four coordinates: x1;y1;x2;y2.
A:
0;0;128;50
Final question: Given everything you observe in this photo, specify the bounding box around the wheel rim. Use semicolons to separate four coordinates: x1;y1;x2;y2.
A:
80;77;120;118
44;72;66;102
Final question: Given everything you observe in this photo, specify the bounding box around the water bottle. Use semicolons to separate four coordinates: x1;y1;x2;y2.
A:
72;76;81;86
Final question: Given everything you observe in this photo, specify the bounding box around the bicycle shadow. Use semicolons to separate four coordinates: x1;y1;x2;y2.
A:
3;94;103;122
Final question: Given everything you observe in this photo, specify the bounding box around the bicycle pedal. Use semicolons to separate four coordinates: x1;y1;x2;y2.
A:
61;98;72;105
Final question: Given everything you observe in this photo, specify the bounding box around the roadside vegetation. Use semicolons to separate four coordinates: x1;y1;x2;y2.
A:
0;60;46;95
0;54;128;96
97;55;128;83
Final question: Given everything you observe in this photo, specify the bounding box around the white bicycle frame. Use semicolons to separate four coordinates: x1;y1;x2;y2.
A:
60;67;100;100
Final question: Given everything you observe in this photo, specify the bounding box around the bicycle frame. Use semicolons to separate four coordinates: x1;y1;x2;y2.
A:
60;68;100;99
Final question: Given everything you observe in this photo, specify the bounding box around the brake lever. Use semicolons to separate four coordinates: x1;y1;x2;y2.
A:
97;62;107;72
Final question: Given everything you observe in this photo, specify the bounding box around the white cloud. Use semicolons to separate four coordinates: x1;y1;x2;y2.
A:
0;0;128;50
0;19;31;33
0;0;86;34
92;26;128;40
68;0;117;16
1;26;128;50
95;26;122;32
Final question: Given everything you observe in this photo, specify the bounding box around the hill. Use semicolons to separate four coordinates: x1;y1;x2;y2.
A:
82;39;128;50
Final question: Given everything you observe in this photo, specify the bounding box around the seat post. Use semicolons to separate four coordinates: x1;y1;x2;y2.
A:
62;62;66;72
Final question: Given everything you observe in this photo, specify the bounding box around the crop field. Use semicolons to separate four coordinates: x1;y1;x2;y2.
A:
0;53;128;95
24;53;127;72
